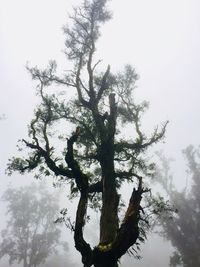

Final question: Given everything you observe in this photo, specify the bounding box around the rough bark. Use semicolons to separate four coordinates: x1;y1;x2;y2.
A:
99;93;119;245
93;255;118;267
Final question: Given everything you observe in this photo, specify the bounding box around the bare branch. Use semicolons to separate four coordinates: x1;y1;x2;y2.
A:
92;59;102;71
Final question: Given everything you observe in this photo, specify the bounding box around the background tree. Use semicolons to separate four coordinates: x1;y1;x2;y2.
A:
155;146;200;267
7;0;168;266
0;114;6;120
43;253;77;267
0;183;61;267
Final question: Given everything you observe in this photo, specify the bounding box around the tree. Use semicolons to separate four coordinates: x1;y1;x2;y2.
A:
155;146;200;267
0;183;61;267
7;0;168;266
43;253;77;267
0;114;6;120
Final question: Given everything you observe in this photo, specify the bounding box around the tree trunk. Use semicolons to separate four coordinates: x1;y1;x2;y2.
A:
100;181;119;244
94;262;118;267
93;257;118;267
99;94;118;246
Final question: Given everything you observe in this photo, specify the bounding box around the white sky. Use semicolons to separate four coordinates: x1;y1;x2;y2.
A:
1;0;200;266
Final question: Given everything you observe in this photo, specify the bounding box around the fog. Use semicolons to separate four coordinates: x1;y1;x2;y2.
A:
1;0;200;266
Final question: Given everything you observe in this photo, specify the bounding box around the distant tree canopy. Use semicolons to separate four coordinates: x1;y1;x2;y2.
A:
0;184;61;267
7;0;168;266
43;253;77;267
0;114;6;120
155;146;200;267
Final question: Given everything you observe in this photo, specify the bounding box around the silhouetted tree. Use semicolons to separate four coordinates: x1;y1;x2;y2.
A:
155;146;200;267
0;184;61;267
7;0;168;266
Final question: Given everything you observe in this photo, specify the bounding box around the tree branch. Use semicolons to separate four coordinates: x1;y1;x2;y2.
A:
75;55;91;109
111;178;143;258
65;130;89;191
88;181;102;193
74;191;92;266
64;129;92;265
97;65;110;102
115;121;168;153
22;139;73;178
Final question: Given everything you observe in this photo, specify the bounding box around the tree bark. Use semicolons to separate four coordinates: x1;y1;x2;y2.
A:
99;93;119;245
92;248;118;267
94;261;118;267
99;151;119;244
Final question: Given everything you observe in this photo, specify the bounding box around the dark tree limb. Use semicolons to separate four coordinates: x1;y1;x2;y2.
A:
86;26;95;100
88;181;103;193
75;55;91;109
64;130;93;265
111;177;143;258
114;171;139;180
115;121;168;153
97;65;110;102
74;191;93;266
22;139;73;178
65;130;89;191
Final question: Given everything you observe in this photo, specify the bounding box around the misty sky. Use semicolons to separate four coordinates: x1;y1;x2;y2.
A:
1;0;200;266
